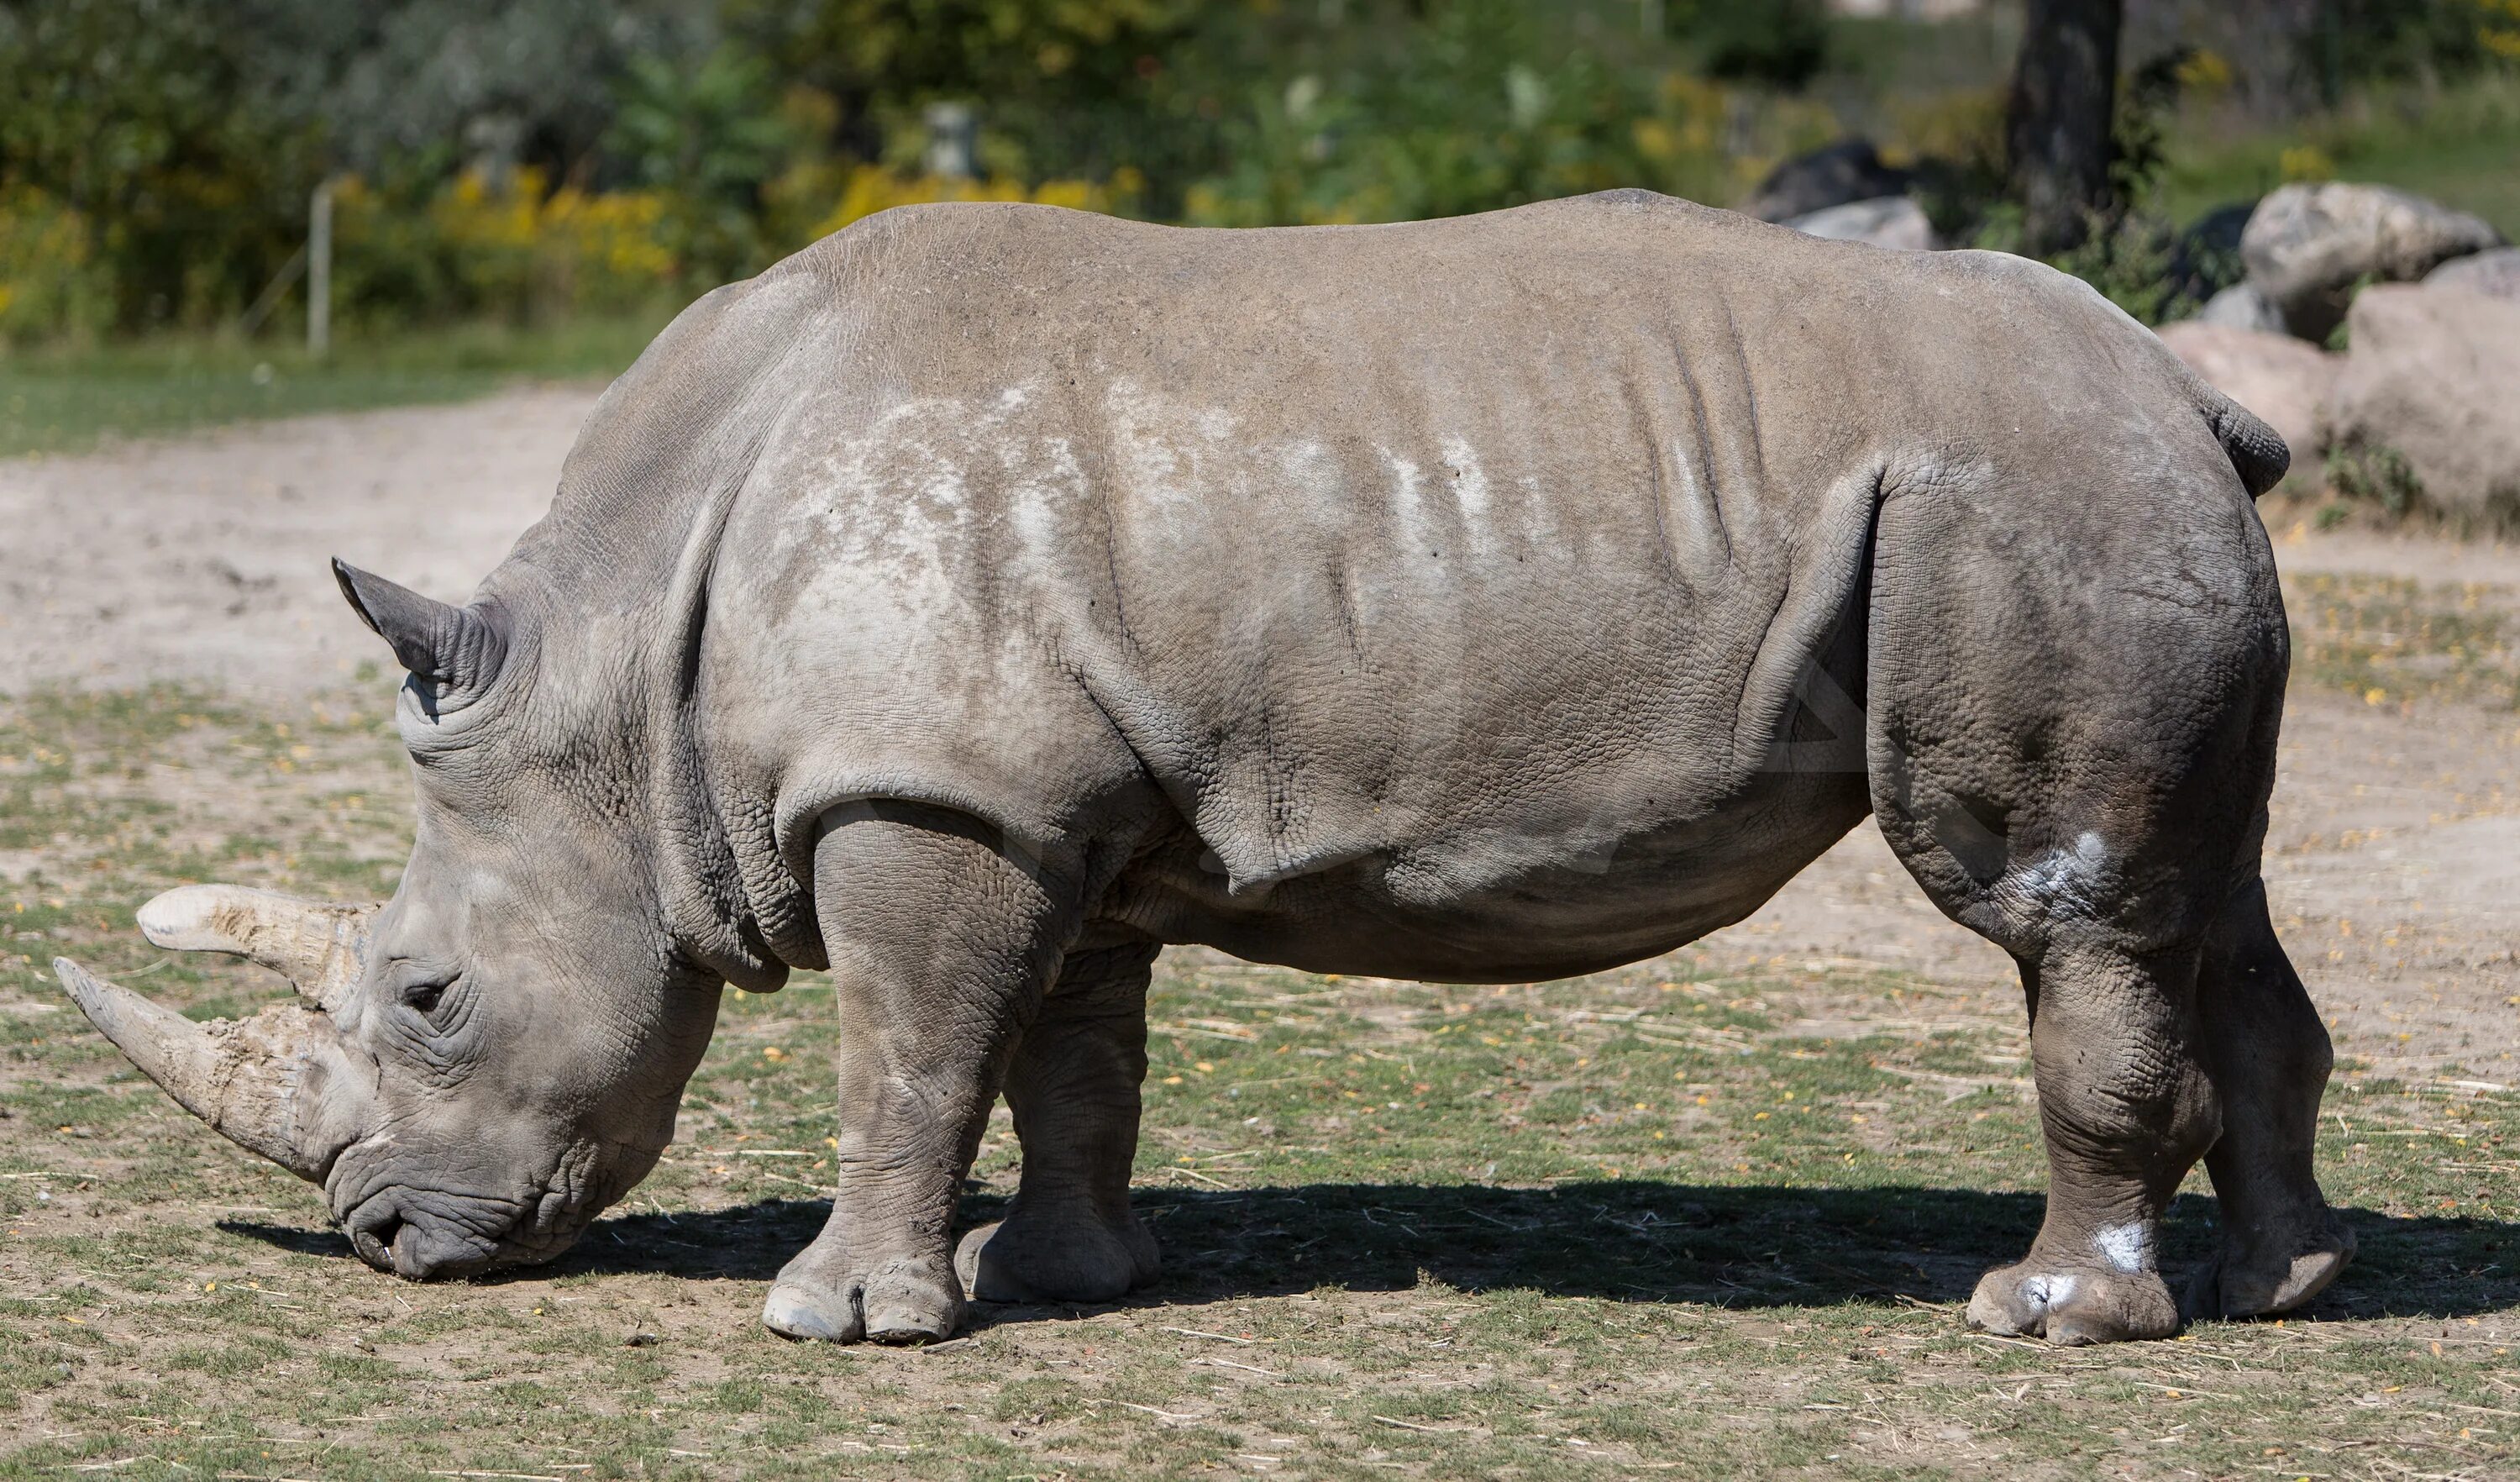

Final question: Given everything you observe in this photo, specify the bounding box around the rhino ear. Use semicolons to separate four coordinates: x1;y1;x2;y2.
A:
333;558;509;705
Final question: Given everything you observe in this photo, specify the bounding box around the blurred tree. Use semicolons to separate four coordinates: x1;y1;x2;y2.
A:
2312;0;2518;97
1680;0;1829;90
1185;0;1725;228
308;0;716;180
2008;0;2124;254
52;0;2473;339
606;46;800;278
2123;0;2313;118
724;0;1209;176
0;0;717;329
0;0;320;329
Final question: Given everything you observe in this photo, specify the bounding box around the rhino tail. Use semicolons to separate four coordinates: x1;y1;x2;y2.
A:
2187;376;2290;500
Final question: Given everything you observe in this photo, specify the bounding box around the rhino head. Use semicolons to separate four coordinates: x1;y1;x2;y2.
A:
55;560;730;1278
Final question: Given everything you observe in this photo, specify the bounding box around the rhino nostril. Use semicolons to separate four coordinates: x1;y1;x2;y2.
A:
347;1205;404;1273
389;1220;431;1279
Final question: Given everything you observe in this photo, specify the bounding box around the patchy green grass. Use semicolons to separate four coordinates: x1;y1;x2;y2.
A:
0;310;675;459
3;684;2516;1479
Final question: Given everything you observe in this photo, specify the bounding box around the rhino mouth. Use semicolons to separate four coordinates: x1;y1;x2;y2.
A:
344;1193;501;1279
330;1134;648;1280
339;1185;596;1279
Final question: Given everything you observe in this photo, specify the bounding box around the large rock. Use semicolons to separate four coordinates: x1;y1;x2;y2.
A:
2240;182;2503;341
2326;284;2520;523
1784;195;1935;250
2424;245;2520;302
1740;139;1914;223
2154;320;2336;476
2193;282;2287;335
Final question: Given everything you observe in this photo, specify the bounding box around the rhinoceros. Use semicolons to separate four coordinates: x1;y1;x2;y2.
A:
58;190;2351;1347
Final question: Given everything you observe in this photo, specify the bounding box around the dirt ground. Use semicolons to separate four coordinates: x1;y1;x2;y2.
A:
4;392;2517;1479
6;386;2514;1069
0;387;593;697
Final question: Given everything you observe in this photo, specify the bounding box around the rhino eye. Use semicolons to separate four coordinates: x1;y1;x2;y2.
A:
402;980;449;1016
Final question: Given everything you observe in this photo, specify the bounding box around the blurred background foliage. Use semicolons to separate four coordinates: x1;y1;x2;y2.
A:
0;0;2515;349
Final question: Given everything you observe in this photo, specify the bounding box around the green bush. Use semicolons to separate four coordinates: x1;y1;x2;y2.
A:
2328;440;2427;516
0;188;113;344
1181;0;1836;229
7;0;2507;347
1681;0;1830;90
0;0;1882;339
605;48;806;287
331;171;680;331
2308;0;2520;98
0;0;323;333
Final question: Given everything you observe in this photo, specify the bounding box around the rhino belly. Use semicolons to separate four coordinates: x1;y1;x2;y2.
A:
1110;771;1869;983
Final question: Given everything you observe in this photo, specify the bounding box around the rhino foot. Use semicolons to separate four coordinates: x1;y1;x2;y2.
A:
1966;1259;2181;1346
955;1203;1158;1305
763;1250;963;1344
2185;1217;2354;1322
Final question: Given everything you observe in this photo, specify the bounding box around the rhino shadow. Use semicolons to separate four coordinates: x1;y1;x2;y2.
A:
218;1180;2520;1324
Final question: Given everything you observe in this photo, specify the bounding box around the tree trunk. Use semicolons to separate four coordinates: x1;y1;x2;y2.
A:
2008;0;2124;255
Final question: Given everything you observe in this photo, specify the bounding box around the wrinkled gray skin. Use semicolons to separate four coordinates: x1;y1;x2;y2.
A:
61;191;2353;1348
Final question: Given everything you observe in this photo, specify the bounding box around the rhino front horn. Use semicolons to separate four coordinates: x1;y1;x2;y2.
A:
138;886;375;1012
332;557;509;705
54;957;359;1182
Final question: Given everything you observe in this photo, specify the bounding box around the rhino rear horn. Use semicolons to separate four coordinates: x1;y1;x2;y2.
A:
137;885;375;1013
333;558;509;703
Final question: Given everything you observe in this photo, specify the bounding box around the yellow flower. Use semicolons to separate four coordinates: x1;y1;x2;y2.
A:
2280;145;2337;184
2175;49;2234;92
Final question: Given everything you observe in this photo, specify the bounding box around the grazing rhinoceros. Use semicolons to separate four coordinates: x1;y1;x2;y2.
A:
58;190;2352;1348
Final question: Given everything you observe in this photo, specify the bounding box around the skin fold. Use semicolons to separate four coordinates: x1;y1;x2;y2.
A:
60;191;2347;1348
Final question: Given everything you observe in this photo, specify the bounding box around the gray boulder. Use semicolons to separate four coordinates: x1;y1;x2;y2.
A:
2327;283;2520;523
2423;245;2520;302
2240;182;2503;341
1740;139;1914;223
1784;195;1935;250
2193;282;2288;335
2155;320;2336;476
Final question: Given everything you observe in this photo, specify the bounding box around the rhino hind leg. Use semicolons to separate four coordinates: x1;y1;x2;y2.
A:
1860;464;2304;1343
957;938;1163;1306
763;804;1079;1344
2187;879;2353;1320
1956;938;2214;1345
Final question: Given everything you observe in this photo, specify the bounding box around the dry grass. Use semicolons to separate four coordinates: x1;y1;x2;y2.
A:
2284;572;2520;716
3;679;2516;1480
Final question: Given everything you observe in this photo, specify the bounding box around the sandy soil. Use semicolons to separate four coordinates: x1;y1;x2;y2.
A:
4;389;2514;1068
0;386;598;697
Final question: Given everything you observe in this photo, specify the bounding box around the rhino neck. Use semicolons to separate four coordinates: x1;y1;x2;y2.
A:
462;565;794;996
478;274;832;994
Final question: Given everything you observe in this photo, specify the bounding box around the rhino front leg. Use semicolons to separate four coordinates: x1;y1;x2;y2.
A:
762;804;1076;1344
957;938;1162;1304
2188;879;2353;1320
